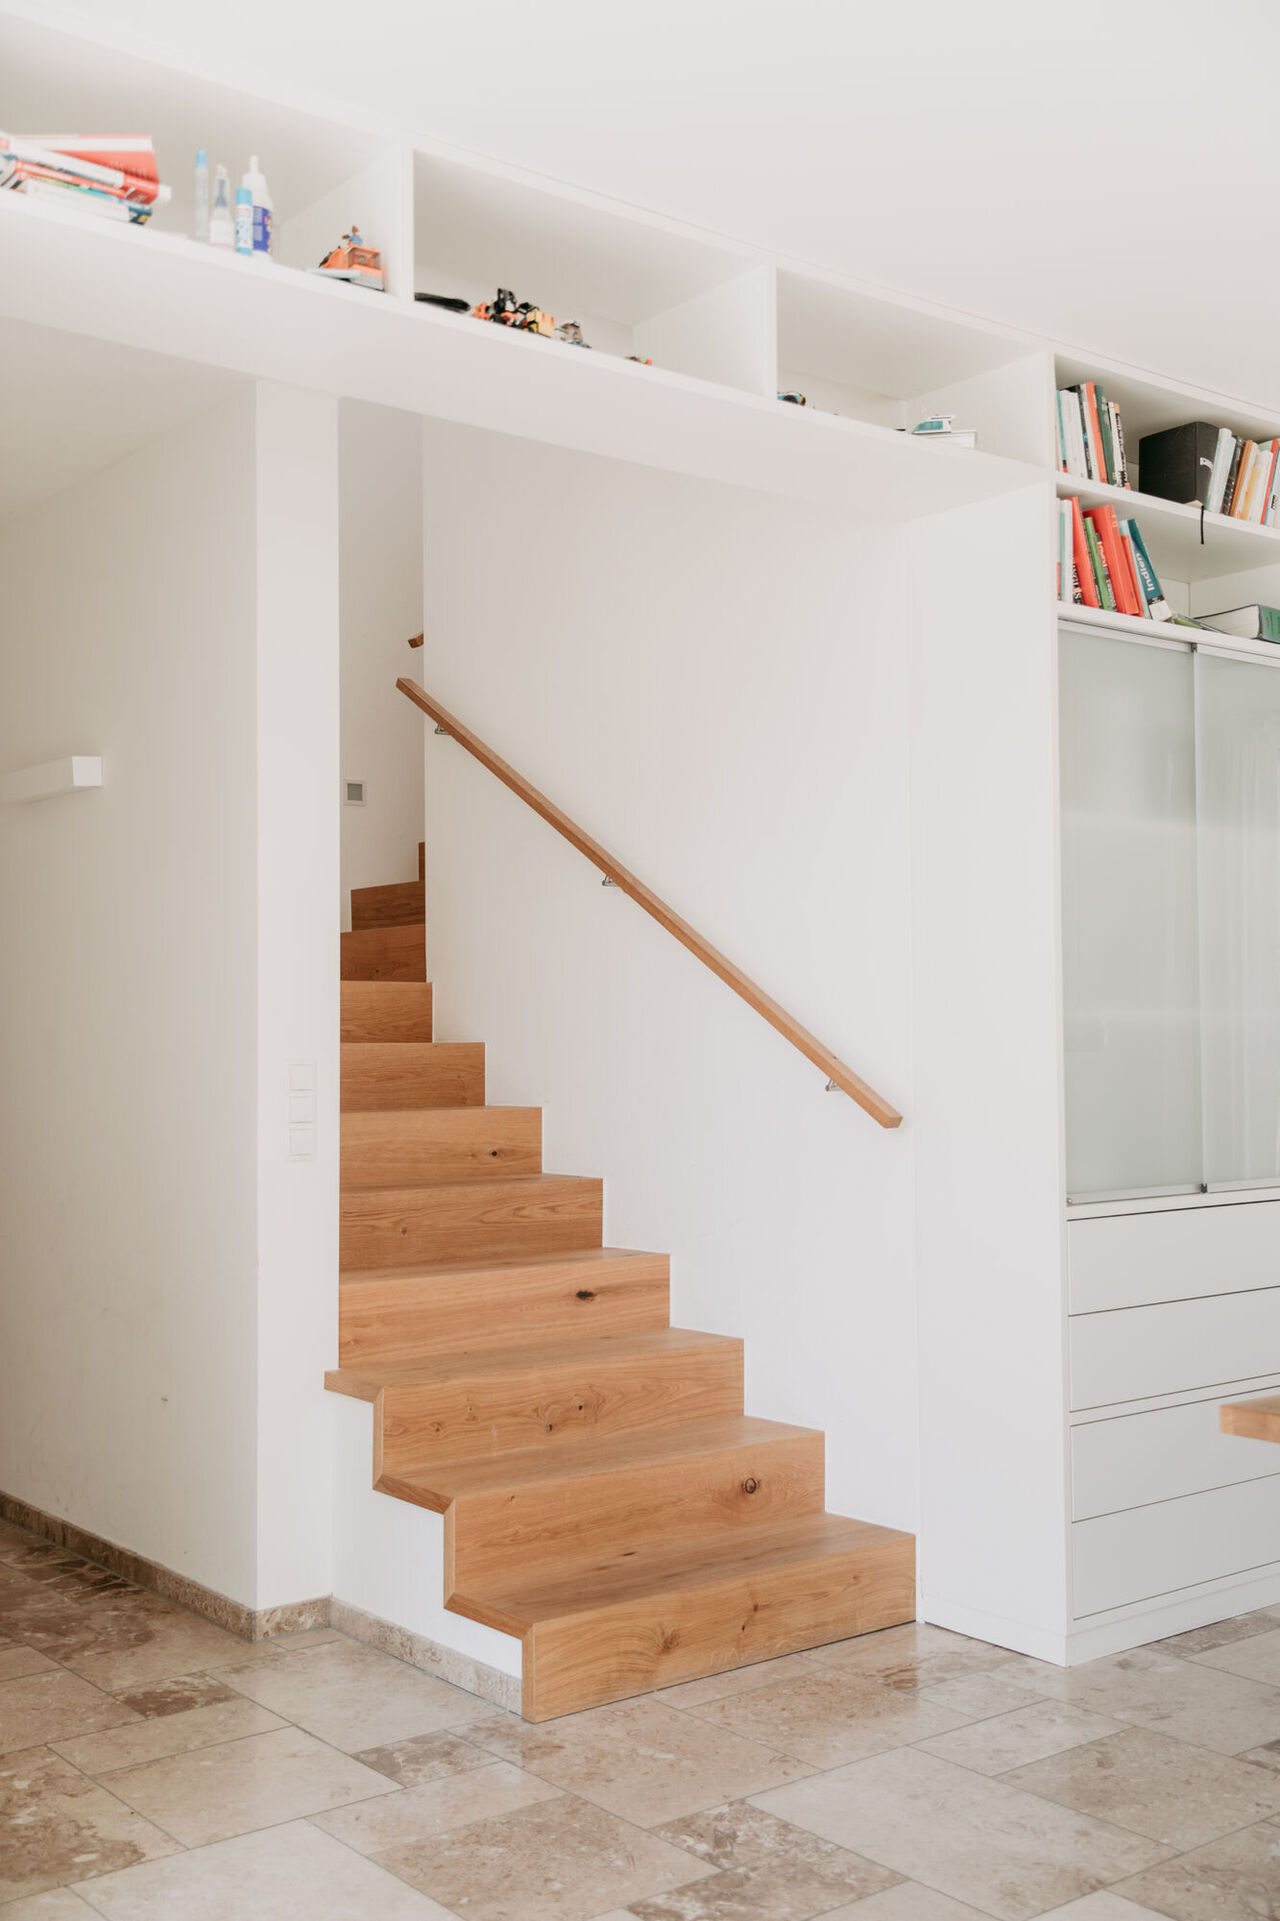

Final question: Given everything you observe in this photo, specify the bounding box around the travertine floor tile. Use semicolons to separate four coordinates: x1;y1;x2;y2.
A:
219;1639;490;1750
993;1644;1280;1753
811;1623;1012;1691
0;1747;180;1903
1035;1892;1189;1919
70;1818;457;1917
108;1673;235;1719
0;1645;58;1682
681;1668;973;1769
633;1801;899;1918
471;1696;808;1826
314;1758;562;1851
55;1603;248;1693
1188;1623;1280;1687
372;1792;714;1921
52;1696;286;1774
915;1700;1125;1776
653;1652;824;1708
817;1886;996;1921
97;1723;396;1847
0;1886;98;1916
0;1671;137;1756
916;1671;1055;1721
1005;1724;1280;1849
1239;1734;1280;1771
1157;1608;1280;1657
1115;1816;1280;1921
751;1746;1173;1921
353;1725;499;1786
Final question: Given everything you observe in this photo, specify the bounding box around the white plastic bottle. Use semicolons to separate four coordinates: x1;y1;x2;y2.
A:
194;148;209;242
242;155;272;256
209;163;233;248
234;184;253;255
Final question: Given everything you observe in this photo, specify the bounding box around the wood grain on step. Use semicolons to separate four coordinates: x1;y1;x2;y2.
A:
351;879;425;929
337;1249;671;1368
439;1418;825;1594
341;1041;484;1111
341;1106;541;1190
1221;1394;1280;1442
369;1329;743;1473
512;1516;917;1719
340;981;433;1044
339;1173;603;1270
341;923;426;981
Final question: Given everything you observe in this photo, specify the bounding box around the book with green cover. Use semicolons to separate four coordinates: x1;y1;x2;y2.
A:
1095;383;1116;487
1084;515;1115;610
1200;604;1280;642
1125;521;1171;620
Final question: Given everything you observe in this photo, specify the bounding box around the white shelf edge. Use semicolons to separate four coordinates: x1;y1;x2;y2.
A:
1056;600;1280;667
0;755;102;803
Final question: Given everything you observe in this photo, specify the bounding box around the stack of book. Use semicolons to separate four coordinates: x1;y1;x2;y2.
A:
0;133;170;223
1142;422;1280;525
1056;382;1130;488
1058;498;1169;621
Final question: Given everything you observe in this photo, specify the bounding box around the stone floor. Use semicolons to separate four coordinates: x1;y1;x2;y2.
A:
2;1519;1280;1919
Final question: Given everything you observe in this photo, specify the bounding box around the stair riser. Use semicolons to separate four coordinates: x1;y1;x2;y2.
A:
515;1532;917;1719
341;982;433;1043
341;1043;484;1112
351;880;425;929
338;1254;671;1368
441;1431;824;1594
376;1340;743;1474
341;924;425;981
341;1107;541;1191
340;1178;603;1271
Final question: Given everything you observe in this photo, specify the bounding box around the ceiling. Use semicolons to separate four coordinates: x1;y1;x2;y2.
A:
10;0;1280;408
0;315;240;524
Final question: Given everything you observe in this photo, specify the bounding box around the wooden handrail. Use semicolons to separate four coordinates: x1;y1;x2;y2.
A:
397;678;902;1129
407;632;424;648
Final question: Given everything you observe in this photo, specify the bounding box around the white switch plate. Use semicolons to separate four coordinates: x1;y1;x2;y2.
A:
289;1060;316;1093
288;1092;316;1125
289;1124;316;1160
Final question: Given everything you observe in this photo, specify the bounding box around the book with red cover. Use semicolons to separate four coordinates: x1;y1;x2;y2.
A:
1117;526;1147;616
0;134;166;205
1088;504;1142;617
1069;496;1101;609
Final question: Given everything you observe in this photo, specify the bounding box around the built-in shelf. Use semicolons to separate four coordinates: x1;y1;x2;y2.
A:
1055;474;1280;584
1058;600;1280;667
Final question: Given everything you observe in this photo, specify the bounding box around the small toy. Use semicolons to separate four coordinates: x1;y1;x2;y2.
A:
911;413;954;435
778;391;807;406
555;320;591;348
307;226;383;291
474;287;556;336
627;354;653;365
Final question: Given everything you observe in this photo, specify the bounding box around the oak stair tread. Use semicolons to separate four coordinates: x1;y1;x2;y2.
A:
378;1412;817;1507
339;1245;666;1288
326;1324;734;1398
457;1510;910;1629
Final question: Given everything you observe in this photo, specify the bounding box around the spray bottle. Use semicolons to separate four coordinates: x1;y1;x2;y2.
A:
234;183;253;255
209;164;233;248
242;155;272;256
194;148;209;243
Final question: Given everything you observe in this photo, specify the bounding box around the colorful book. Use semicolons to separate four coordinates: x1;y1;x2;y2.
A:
1089;504;1142;617
1199;605;1280;642
1082;514;1115;610
1126;521;1171;621
1069;496;1101;608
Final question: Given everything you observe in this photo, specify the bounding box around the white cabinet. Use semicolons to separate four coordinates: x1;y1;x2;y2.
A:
1072;1387;1280;1519
1069;1287;1280;1410
1068;1201;1280;1313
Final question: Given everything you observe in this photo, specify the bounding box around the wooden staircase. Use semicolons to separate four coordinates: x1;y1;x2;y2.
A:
328;856;915;1719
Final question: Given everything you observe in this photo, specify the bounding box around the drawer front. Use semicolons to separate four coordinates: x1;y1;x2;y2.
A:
1069;1288;1280;1410
1068;1201;1280;1314
1072;1385;1280;1519
1074;1477;1280;1616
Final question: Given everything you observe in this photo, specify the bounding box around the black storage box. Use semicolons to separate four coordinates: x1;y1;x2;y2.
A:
1137;421;1220;506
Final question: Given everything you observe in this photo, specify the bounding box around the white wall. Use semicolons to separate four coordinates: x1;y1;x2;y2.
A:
419;422;918;1533
0;394;261;1603
254;383;341;1611
339;401;424;923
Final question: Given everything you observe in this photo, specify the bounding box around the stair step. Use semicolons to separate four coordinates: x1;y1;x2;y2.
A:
381;1415;824;1594
465;1513;916;1720
352;879;426;930
341;1106;541;1191
341;1041;484;1112
340;1173;603;1271
341;923;425;982
337;1248;671;1368
341;982;433;1043
328;1328;743;1472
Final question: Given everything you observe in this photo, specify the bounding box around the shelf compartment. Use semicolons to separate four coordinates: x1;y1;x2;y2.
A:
1056;474;1280;584
412;149;773;393
0;11;405;285
777;267;1053;464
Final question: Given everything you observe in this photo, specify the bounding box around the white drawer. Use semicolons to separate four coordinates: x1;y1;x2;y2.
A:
1068;1200;1280;1314
1074;1477;1280;1616
1069;1288;1280;1410
1072;1385;1280;1519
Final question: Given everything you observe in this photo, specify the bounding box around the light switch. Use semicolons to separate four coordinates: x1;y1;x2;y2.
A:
289;1092;316;1125
289;1124;316;1160
289;1061;316;1093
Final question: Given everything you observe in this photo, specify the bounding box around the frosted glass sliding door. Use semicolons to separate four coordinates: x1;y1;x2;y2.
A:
1059;629;1201;1200
1195;652;1280;1188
